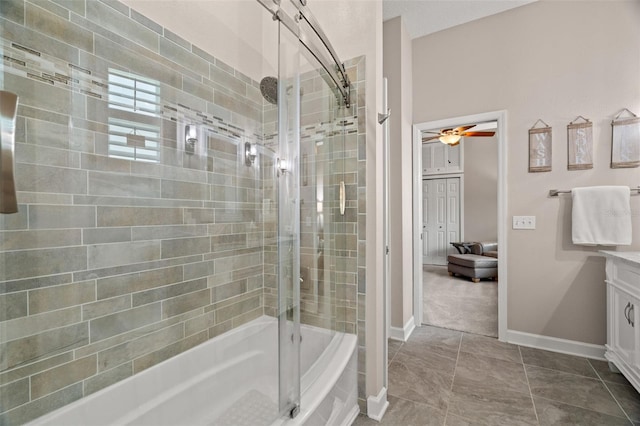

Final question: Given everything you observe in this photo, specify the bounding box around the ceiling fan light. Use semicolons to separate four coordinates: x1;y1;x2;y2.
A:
439;134;462;145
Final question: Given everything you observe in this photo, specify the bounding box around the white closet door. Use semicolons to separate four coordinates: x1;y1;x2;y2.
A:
423;178;460;265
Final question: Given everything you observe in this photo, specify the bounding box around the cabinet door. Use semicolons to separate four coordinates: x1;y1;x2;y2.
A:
448;143;461;171
422;143;432;174
431;144;447;173
422;141;463;175
613;287;638;367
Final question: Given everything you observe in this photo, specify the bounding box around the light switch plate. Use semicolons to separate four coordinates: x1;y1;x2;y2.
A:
513;215;536;230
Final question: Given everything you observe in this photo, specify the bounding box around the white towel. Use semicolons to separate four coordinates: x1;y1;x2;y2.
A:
571;186;632;246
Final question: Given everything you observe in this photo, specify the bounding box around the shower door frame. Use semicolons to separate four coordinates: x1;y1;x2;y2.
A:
259;0;352;419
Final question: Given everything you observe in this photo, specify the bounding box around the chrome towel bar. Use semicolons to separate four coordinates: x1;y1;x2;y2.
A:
549;186;640;197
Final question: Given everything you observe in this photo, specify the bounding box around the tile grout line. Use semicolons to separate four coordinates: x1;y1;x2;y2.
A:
589;360;635;423
520;346;541;425
442;331;464;425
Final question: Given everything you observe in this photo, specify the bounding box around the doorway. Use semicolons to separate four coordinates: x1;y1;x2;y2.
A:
412;111;508;341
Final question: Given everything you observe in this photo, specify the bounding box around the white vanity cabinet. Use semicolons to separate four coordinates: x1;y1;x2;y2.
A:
602;251;640;392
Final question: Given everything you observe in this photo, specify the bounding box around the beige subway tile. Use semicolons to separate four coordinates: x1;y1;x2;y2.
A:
0;352;72;386
1;307;81;343
161;237;210;259
16;163;87;194
97;206;183;227
97;265;183;299
214;293;260;323
0;229;81;251
132;278;207;307
0;292;27;322
161;179;210;201
98;323;183;372
184;311;215;337
0;377;29;413
0;206;28;230
208;320;232;338
87;240;161;269
29;281;95;314
81;153;131;173
25;2;93;52
230;306;262;328
182;261;215;281
84;362;132;396
16;143;81;168
31;355;97;399
212;279;247;303
162;288;210;318
0;323;88;371
0;383;82;425
89;303;161;342
88;172;160;198
83;227;131;244
29;205;96;229
131;224;207;241
1;246;87;281
82;294;132;321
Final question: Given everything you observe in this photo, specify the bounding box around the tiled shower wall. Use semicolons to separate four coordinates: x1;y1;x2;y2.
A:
0;0;368;422
0;0;268;423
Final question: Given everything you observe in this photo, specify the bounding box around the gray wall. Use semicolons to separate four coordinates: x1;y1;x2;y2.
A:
413;0;640;344
383;16;414;332
464;135;498;243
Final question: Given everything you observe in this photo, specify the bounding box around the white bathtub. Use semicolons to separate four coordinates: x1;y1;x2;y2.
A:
29;316;358;426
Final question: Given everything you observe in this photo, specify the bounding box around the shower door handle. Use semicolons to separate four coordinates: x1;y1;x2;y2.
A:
0;91;19;214
339;181;345;215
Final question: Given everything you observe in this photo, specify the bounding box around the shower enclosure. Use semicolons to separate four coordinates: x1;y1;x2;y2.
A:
0;0;360;424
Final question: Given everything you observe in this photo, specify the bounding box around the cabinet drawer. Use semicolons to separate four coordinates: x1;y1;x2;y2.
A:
613;261;640;292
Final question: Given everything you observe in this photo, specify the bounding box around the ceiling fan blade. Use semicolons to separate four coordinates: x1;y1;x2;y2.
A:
422;136;440;142
462;131;496;137
440;128;454;134
453;125;476;133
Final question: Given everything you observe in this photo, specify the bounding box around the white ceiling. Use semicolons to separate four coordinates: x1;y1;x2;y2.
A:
383;0;536;40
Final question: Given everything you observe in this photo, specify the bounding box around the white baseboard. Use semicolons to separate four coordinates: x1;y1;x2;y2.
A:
366;387;389;421
506;329;606;360
389;316;415;342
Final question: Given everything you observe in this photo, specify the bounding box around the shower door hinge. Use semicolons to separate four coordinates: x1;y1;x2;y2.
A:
289;404;300;419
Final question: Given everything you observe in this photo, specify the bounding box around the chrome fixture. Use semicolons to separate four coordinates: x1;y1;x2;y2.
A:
276;157;288;176
260;76;278;105
0;91;19;214
378;109;391;125
245;142;257;166
185;124;197;155
256;0;350;107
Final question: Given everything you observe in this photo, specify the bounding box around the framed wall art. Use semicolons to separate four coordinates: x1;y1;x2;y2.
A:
567;116;593;170
529;119;552;172
611;108;640;168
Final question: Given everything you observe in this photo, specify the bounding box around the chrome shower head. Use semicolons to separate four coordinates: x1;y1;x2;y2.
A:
260;76;278;105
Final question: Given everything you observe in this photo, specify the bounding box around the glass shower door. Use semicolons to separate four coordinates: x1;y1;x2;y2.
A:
277;20;301;419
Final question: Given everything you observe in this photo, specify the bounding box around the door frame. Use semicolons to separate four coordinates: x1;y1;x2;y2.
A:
412;110;508;341
421;175;465;265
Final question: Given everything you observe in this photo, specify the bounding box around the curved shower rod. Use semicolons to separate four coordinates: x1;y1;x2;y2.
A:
255;0;351;107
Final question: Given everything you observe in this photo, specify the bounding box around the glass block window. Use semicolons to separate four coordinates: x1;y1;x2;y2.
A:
107;69;161;163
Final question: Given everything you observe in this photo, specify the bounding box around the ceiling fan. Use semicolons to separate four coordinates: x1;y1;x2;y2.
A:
422;124;495;146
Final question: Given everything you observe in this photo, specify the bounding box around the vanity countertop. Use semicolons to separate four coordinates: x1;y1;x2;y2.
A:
600;251;640;267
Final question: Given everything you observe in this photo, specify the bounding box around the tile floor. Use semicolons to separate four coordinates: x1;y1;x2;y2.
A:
354;326;640;425
423;265;498;337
